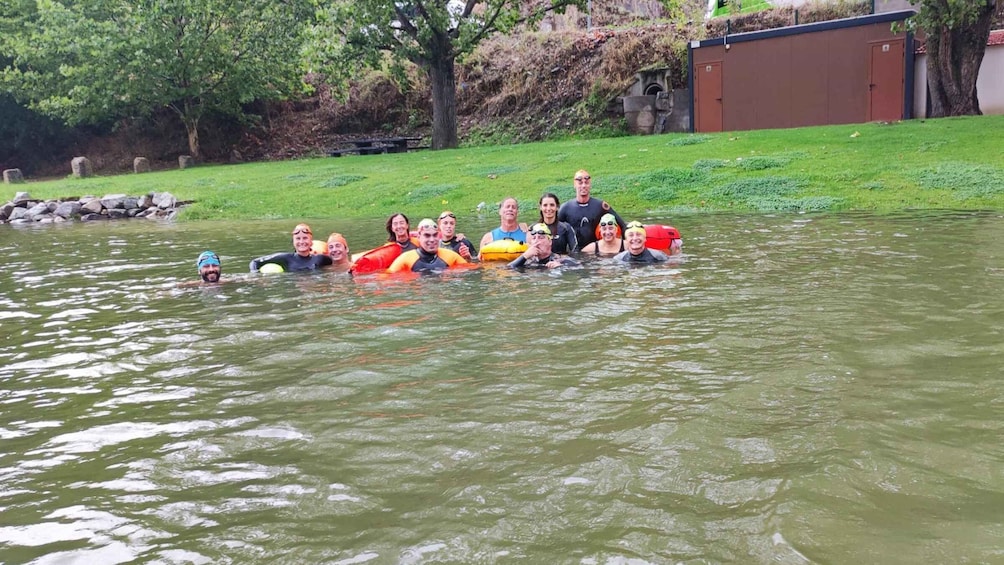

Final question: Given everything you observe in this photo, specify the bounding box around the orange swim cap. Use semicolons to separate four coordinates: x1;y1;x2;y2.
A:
327;233;348;249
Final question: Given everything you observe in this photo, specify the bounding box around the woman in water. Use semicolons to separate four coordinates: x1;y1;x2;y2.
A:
580;213;624;256
537;192;577;255
385;213;418;251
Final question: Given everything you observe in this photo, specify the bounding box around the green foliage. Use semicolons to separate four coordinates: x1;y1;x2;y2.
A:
307;0;585;149
540;184;575;203
694;158;730;171
320;175;366;188
467;165;524;177
1;0;312;157
668;135;712;146
915;162;1004;199
407;183;459;203
711;176;806;199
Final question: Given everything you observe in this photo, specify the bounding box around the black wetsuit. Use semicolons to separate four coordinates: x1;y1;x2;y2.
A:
394;248;456;273
612;248;670;263
557;197;626;251
395;239;418;252
249;252;332;272
441;236;477;258
593;239;625;256
544;221;578;255
507;253;580;269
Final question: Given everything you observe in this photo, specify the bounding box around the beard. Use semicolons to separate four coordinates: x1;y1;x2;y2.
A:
201;270;220;283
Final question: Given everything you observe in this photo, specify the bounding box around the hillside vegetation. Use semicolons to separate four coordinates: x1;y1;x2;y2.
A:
7;0;888;178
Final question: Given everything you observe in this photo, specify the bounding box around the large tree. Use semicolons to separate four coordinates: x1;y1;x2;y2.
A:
910;0;1002;116
1;0;312;159
310;0;584;150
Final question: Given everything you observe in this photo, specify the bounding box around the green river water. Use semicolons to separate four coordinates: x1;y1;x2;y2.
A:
1;211;1002;564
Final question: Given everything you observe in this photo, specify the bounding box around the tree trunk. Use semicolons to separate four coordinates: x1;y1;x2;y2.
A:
925;3;994;117
427;55;459;150
181;98;201;160
186;120;201;160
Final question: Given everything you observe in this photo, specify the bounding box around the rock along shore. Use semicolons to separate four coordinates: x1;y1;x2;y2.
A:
0;191;190;225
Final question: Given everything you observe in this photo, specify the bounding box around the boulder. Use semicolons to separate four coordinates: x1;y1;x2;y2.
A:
153;192;177;209
25;202;50;219
123;196;138;210
178;155;194;169
108;209;128;219
54;201;82;219
71;156;93;178
8;207;28;221
12;192;31;206
81;198;104;214
133;157;151;173
138;194;154;209
3;169;24;184
81;213;107;221
100;194;128;209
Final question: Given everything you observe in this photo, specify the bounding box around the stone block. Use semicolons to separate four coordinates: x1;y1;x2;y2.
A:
153;191;177;209
81;198;103;214
3;169;24;184
178;155;194;169
25;202;50;219
133;157;151;173
71;157;93;178
100;194;128;209
54;201;82;219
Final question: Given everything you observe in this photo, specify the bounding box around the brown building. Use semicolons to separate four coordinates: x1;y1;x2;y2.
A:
689;10;916;132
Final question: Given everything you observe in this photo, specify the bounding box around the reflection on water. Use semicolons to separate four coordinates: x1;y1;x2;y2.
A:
1;211;1003;563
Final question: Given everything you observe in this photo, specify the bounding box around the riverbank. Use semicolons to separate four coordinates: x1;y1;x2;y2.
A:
6;115;1004;221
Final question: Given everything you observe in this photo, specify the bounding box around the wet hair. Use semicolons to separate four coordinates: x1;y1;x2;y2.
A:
386;213;409;242
538;192;560;223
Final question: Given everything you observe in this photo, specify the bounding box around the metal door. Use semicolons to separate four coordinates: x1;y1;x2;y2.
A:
868;40;904;121
695;61;723;132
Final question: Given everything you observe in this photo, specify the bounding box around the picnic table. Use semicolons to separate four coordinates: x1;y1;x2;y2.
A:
329;136;425;157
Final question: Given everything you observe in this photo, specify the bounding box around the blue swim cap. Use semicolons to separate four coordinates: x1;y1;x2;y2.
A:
197;251;220;269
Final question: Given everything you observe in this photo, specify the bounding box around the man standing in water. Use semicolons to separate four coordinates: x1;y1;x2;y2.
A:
437;210;476;260
479;197;528;252
388;219;469;273
558;169;627;251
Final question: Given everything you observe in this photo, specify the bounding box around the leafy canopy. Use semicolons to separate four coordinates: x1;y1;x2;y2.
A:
2;0;312;130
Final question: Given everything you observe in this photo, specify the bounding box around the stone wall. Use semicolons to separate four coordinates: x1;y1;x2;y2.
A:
0;191;188;224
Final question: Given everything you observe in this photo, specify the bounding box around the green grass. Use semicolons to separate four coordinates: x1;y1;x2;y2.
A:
9;115;1004;220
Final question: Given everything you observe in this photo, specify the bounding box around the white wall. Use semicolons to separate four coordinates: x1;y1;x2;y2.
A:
914;41;1004;117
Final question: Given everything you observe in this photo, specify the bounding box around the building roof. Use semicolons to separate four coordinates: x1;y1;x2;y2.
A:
916;29;1004;54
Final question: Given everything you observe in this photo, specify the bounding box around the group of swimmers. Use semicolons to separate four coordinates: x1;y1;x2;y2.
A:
194;169;682;283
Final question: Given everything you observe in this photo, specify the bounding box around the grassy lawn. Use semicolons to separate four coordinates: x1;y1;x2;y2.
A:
9;115;1004;220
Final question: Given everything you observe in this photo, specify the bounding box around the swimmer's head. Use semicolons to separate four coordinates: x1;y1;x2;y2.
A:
196;251;221;283
417;218;439;233
528;223;552;238
625;221;646;236
197;251;220;269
